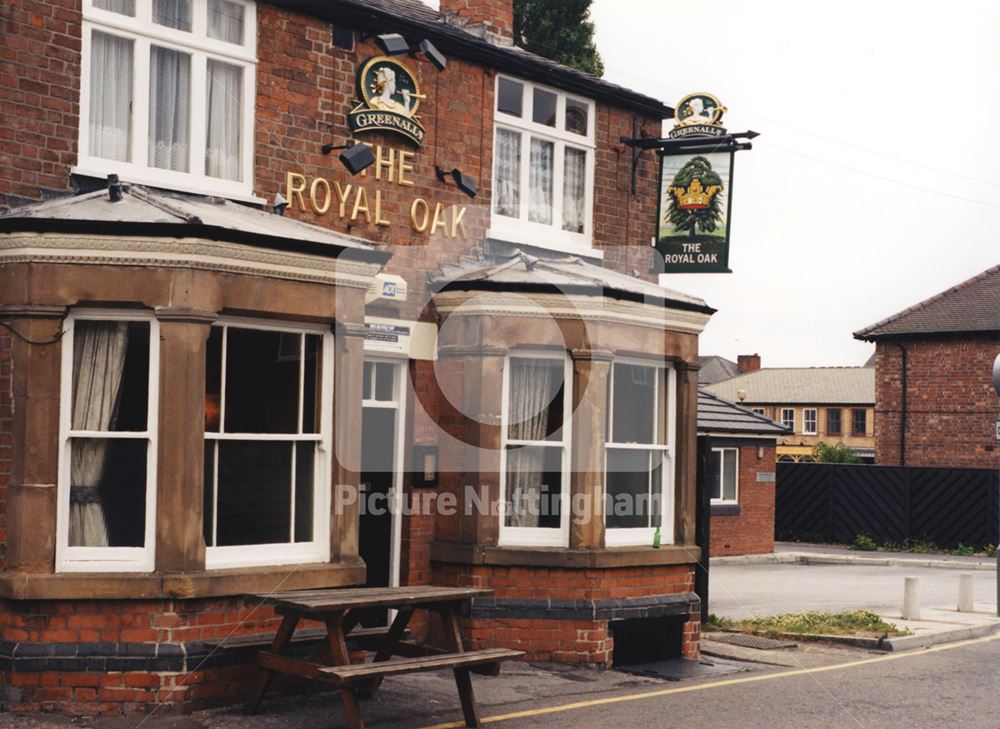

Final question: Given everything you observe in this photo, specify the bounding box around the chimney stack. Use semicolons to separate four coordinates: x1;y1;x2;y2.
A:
440;0;513;41
737;353;761;374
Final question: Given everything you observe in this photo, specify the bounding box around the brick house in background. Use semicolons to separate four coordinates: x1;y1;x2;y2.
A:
0;0;715;714
705;359;875;463
854;265;1000;468
697;389;787;557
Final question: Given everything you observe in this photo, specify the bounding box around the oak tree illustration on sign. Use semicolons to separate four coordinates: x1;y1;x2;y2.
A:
665;155;725;238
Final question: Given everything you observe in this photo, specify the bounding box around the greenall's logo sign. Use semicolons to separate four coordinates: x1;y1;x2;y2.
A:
668;92;727;139
348;56;426;147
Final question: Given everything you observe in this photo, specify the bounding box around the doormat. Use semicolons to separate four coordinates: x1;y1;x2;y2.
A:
616;656;756;681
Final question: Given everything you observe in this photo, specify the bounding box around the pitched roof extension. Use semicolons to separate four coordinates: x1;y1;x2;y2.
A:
697;389;789;436
698;355;741;385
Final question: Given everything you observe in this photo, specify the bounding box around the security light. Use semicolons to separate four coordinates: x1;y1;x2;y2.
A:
323;140;375;175
419;38;447;70
376;33;410;55
435;166;477;198
273;192;289;216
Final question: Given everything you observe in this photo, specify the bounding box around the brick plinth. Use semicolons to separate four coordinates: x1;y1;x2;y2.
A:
432;562;700;665
0;597;310;714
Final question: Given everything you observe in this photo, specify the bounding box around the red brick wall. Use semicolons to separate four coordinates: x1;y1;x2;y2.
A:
253;4;663;318
0;596;306;714
0;0;81;208
710;443;775;557
0;330;10;570
433;563;699;664
875;337;1000;468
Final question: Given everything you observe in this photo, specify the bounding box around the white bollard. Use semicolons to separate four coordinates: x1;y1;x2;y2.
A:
958;573;975;612
902;576;921;620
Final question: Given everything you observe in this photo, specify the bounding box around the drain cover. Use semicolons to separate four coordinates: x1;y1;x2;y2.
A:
707;633;797;651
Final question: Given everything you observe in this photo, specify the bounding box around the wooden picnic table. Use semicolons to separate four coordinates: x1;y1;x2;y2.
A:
246;585;523;729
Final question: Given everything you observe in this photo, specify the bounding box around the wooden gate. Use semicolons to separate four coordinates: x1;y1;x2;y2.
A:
775;463;999;548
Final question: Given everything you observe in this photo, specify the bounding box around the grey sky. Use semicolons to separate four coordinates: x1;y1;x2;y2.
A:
591;0;1000;366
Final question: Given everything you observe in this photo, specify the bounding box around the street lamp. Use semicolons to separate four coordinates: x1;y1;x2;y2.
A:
993;354;1000;616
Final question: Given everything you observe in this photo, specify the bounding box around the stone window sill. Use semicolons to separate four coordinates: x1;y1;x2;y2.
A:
0;559;365;601
429;542;702;569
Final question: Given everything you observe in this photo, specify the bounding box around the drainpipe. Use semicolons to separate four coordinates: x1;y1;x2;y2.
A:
895;342;908;466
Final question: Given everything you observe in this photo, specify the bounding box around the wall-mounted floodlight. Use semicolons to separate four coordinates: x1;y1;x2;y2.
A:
273;192;289;216
376;33;410;55
435;166;477;198
322;140;375;175
418;38;447;70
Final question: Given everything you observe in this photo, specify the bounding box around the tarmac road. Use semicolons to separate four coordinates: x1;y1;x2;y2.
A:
709;561;997;619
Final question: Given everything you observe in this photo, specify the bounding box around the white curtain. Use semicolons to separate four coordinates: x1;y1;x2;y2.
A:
94;0;135;15
152;0;191;31
89;31;133;162
562;147;586;233
69;322;129;548
506;360;558;528
494;128;520;218
528;138;554;224
149;45;191;172
208;0;245;44
206;60;243;180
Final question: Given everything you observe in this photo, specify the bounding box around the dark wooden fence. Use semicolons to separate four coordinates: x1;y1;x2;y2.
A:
775;463;1000;548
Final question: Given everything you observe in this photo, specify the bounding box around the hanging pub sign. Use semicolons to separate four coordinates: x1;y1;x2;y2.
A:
349;56;426;146
646;92;753;273
656;151;734;273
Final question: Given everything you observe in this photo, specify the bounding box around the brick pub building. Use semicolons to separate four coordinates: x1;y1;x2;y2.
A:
855;265;1000;468
0;0;714;714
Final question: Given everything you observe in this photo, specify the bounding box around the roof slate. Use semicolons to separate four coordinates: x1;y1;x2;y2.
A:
854;264;1000;340
697;389;789;436
698;355;740;385
268;0;672;118
704;367;874;405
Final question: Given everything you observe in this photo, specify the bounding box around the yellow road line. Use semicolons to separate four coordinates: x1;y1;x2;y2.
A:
420;632;1000;729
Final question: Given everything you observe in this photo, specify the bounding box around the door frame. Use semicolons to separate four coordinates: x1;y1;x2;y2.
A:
361;356;408;593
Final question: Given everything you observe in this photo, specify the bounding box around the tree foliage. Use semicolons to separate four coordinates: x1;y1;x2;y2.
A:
665;155;725;238
513;0;605;77
813;442;862;464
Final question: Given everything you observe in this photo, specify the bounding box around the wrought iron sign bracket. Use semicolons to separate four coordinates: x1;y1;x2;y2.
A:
620;129;758;195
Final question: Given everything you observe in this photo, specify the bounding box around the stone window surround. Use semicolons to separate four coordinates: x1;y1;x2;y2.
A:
0;253;374;601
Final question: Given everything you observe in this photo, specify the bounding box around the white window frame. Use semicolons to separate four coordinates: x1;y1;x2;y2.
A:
490;75;597;255
710;447;739;505
203;317;333;569
780;408;795;431
56;310;160;572
77;0;259;201
751;407;765;416
498;352;572;547
604;360;676;547
803;408;818;435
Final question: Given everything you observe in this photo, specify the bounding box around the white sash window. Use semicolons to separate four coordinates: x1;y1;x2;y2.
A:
78;0;256;199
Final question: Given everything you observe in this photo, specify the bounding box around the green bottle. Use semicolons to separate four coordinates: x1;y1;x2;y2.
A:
652;525;661;549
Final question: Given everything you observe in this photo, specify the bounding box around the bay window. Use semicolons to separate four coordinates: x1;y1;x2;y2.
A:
499;354;571;547
79;0;256;199
203;320;333;568
605;362;675;546
492;76;595;252
57;312;159;572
